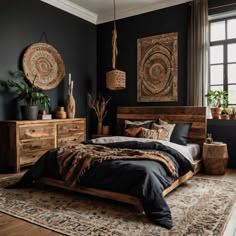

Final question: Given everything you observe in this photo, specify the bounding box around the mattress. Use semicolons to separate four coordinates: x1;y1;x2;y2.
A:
91;136;200;164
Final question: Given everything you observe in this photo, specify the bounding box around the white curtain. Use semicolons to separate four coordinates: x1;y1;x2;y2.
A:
187;0;209;106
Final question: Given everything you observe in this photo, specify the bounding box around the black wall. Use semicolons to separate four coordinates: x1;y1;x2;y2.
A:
1;0;233;135
0;0;97;121
97;3;191;130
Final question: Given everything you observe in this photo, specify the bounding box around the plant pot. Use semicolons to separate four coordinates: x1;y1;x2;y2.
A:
210;108;222;119
21;105;38;120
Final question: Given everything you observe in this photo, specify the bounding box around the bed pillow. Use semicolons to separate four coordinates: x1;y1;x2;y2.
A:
158;119;169;125
151;123;176;141
138;128;159;140
124;127;142;137
155;119;192;145
170;123;192;146
124;120;153;129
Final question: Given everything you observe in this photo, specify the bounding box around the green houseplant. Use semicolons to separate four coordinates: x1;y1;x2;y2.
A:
0;70;51;120
205;90;228;119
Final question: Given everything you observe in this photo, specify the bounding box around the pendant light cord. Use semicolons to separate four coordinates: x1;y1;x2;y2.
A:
112;0;118;69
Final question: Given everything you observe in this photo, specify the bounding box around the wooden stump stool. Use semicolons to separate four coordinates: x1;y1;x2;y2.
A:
202;143;228;175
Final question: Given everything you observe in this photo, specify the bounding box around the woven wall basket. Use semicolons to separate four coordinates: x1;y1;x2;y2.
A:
106;69;126;90
23;43;65;90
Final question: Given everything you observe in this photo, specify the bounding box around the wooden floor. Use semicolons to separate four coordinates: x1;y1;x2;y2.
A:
0;169;236;236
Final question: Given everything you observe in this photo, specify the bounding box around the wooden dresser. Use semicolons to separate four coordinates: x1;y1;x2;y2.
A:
0;118;86;173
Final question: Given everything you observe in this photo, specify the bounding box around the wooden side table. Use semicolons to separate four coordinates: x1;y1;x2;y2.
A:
202;142;228;175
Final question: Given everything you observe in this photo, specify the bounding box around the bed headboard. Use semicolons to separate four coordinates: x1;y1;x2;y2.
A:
117;106;207;147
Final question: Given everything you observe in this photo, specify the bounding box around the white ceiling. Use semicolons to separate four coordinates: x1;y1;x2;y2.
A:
41;0;191;24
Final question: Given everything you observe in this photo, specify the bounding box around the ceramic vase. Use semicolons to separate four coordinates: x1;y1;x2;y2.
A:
56;107;67;119
97;120;103;135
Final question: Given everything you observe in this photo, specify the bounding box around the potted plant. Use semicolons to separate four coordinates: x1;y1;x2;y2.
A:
205;90;228;119
0;70;51;120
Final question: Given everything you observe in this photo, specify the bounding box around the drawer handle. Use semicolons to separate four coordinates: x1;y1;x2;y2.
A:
23;144;42;149
69;128;79;132
25;132;50;138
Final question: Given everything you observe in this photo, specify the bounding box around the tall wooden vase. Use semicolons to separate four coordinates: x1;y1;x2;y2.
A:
67;93;75;118
97;120;103;135
67;79;76;118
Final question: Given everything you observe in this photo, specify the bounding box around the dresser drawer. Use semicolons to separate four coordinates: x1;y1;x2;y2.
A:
57;120;85;137
58;133;85;147
19;137;55;152
20;150;48;166
19;124;55;140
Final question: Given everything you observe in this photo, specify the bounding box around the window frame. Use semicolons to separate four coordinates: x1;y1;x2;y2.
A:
209;16;236;106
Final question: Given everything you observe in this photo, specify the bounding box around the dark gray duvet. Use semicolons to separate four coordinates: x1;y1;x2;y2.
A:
7;140;194;229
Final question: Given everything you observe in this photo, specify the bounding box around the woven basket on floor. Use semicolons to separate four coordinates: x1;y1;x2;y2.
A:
106;69;126;90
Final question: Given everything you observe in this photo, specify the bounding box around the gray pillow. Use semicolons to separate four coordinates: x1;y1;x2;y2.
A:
170;123;192;146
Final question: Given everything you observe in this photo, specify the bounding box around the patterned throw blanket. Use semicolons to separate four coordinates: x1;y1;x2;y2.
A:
57;143;177;187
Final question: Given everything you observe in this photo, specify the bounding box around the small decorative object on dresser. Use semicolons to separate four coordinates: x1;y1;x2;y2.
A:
203;142;228;175
56;106;67;119
37;110;52;120
67;73;76;119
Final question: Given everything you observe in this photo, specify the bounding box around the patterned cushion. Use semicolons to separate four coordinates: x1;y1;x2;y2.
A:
124;127;142;137
151;123;176;141
138;128;159;140
155;119;192;145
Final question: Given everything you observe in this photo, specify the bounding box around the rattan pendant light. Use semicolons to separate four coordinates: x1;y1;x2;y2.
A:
106;0;126;90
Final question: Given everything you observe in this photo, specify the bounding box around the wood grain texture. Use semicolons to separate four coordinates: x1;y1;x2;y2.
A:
203;143;228;175
0;118;86;173
117;106;207;146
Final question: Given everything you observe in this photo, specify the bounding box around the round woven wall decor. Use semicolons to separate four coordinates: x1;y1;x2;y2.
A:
22;43;65;90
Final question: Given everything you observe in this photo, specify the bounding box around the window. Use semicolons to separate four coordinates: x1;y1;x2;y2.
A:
209;17;236;105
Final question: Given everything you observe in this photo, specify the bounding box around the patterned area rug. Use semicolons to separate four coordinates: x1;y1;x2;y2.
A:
0;175;236;236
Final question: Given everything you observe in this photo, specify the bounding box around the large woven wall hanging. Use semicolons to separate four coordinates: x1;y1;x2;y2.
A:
137;32;178;102
23;42;65;90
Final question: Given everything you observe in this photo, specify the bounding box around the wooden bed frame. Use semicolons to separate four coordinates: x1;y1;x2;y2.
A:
38;106;206;211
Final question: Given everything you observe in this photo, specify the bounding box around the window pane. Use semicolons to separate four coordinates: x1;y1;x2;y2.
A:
228;85;236;104
227;19;236;39
210;85;223;91
228;44;236;63
210;65;223;85
228;64;236;83
210;21;225;41
210;46;223;64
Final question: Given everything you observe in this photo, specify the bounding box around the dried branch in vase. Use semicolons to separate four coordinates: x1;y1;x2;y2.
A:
88;93;111;122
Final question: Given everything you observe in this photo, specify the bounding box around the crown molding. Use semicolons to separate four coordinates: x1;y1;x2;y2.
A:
40;0;98;24
97;0;191;24
41;0;191;25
